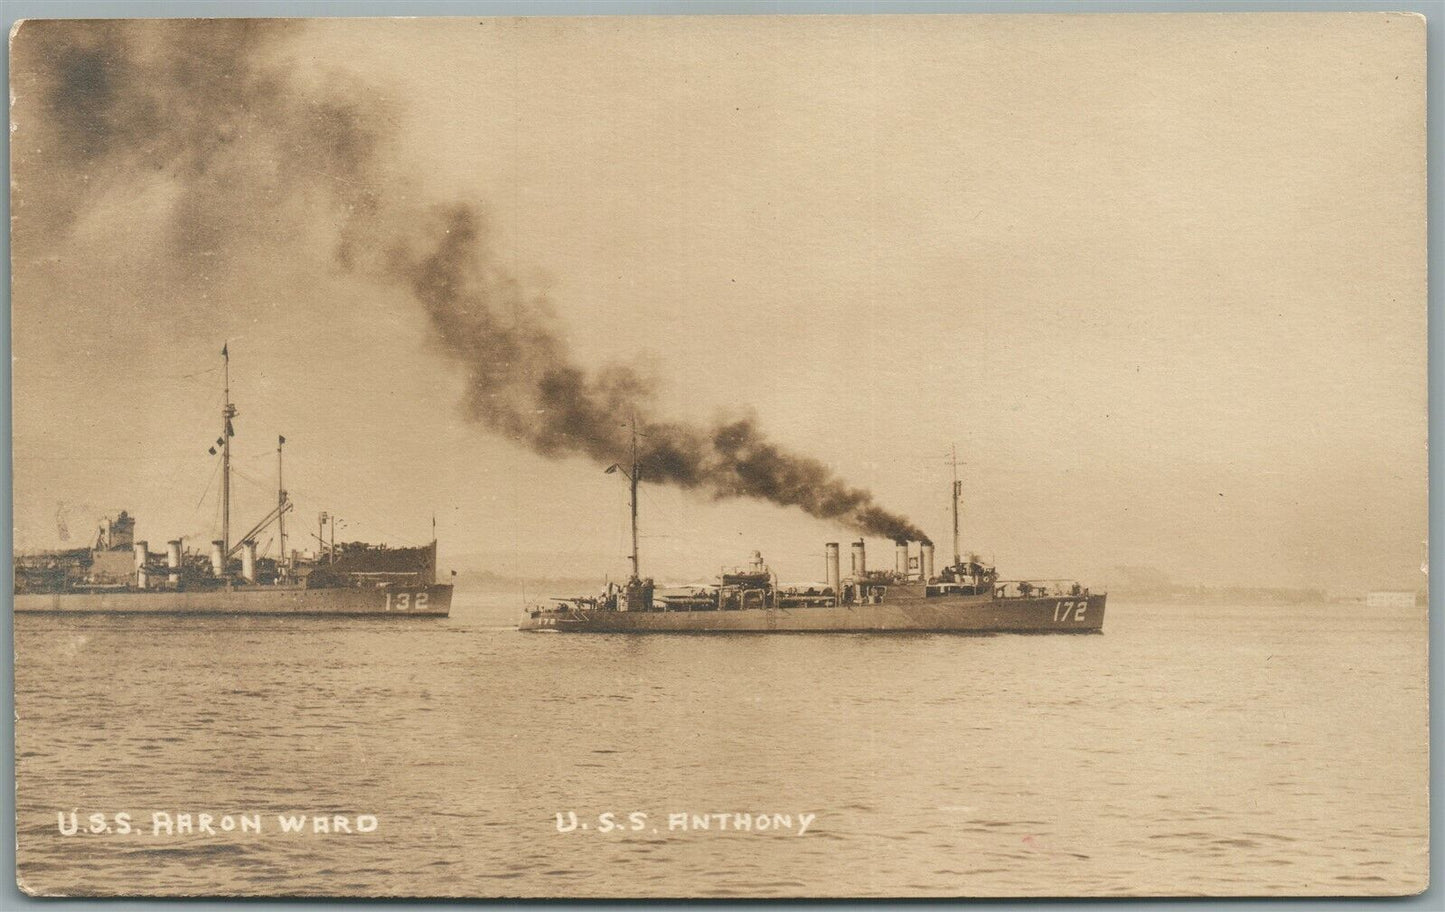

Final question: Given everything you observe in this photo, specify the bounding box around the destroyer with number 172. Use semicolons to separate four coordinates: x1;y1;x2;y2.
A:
521;437;1104;634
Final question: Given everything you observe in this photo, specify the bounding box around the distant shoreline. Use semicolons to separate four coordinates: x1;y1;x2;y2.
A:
445;569;1421;607
446;570;616;593
1105;588;1425;607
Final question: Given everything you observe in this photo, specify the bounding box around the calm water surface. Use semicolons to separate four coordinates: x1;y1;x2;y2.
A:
14;594;1428;897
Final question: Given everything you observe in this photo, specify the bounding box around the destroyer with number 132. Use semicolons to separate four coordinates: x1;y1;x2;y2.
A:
13;346;452;616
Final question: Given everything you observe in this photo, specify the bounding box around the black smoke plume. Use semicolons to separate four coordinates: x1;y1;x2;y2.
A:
13;21;388;270
13;20;928;542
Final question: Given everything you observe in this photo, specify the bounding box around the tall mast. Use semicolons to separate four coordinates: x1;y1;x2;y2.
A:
221;344;236;570
950;444;962;567
277;435;287;570
628;415;640;582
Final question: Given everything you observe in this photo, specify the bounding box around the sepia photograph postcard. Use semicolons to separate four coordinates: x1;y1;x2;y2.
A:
7;10;1430;899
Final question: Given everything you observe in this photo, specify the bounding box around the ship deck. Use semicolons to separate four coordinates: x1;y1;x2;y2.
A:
522;591;1104;633
14;583;453;616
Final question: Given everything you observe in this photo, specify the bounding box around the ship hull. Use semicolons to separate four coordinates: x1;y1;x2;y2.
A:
521;592;1103;633
13;583;453;616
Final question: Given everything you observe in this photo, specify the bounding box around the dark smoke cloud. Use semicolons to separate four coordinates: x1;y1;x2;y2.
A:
385;205;928;541
12;20;388;270
13;19;927;543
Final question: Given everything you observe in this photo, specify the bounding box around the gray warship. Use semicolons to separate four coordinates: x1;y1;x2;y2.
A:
521;440;1104;634
13;347;452;616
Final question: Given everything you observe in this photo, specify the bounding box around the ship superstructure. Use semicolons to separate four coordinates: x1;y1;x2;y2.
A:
14;347;452;616
520;443;1103;634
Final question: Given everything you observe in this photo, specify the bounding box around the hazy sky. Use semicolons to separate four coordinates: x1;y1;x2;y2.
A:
10;14;1426;590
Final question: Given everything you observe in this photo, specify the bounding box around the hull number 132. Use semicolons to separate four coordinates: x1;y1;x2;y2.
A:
385;591;430;611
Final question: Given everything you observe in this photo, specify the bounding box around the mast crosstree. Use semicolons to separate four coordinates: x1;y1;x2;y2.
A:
221;343;236;570
598;413;644;583
605;415;643;583
949;444;963;568
629;418;640;582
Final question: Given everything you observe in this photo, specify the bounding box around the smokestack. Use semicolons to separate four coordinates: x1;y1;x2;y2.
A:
167;540;181;584
825;542;841;595
851;539;866;577
241;541;257;583
134;541;148;589
210;540;225;577
896;540;909;576
921;541;935;581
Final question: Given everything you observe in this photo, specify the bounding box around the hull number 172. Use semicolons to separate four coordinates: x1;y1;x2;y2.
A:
1053;600;1087;622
